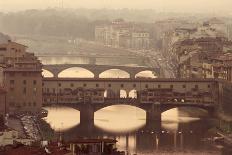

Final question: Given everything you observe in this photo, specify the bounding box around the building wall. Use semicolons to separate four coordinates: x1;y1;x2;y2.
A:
0;90;6;115
0;41;42;115
221;81;232;115
5;71;42;114
0;41;26;59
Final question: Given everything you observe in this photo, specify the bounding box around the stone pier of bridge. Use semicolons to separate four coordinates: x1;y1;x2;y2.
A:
78;102;162;131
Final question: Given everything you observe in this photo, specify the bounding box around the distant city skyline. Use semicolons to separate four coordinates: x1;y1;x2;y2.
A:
0;0;232;14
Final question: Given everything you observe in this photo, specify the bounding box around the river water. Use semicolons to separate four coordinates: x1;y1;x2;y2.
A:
42;65;222;155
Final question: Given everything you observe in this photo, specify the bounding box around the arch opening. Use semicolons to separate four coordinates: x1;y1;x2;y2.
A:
94;105;146;133
42;69;54;78
135;70;157;79
99;69;130;78
120;89;127;98
104;89;116;98
58;67;94;78
129;89;137;99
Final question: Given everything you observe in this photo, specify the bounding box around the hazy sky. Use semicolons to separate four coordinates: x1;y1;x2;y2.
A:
0;0;231;13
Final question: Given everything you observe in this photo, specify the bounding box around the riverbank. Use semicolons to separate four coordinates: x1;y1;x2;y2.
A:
37;118;55;140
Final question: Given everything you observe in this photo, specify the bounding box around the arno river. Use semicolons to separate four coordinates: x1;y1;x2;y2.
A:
41;62;222;155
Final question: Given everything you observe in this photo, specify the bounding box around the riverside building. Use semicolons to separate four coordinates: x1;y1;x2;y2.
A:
0;40;42;115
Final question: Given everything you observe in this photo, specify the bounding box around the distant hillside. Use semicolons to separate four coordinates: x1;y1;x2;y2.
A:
0;9;202;40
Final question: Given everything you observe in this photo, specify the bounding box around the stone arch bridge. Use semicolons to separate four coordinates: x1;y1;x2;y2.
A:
42;64;160;78
43;78;220;126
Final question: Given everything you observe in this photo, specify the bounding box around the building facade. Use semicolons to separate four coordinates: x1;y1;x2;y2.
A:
95;19;150;50
0;41;42;115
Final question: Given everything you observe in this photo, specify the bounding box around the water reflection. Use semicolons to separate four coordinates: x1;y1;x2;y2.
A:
43;105;218;154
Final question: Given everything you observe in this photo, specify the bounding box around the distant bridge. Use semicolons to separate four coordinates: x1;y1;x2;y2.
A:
37;53;151;65
43;64;160;78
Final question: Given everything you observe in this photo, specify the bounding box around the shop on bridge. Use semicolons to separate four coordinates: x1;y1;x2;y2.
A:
140;88;214;104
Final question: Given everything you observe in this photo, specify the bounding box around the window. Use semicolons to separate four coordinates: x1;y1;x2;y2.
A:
96;84;99;87
108;84;111;87
22;73;27;76
33;80;37;85
158;85;161;88
23;87;26;94
33;88;37;94
53;88;56;93
23;80;26;85
83;83;87;87
182;85;186;88
121;84;124;88
170;85;173;89
10;87;14;91
208;84;211;88
9;73;15;77
42;82;44;86
28;102;31;106
195;85;198;89
58;83;61;87
133;84;136;88
145;84;148;88
10;80;14;84
0;47;6;51
70;83;74;87
33;102;36;106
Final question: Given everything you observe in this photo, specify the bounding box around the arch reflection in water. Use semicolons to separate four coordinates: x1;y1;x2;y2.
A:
43;106;80;132
135;70;157;78
94;105;146;133
58;67;94;78
99;69;130;78
42;69;54;77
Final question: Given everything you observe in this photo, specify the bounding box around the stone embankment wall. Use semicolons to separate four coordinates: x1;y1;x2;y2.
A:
221;81;232;116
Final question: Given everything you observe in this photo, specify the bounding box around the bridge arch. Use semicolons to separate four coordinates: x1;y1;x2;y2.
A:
94;104;146;113
42;69;54;78
94;105;146;132
161;105;213;117
135;70;157;78
99;69;130;78
58;67;95;78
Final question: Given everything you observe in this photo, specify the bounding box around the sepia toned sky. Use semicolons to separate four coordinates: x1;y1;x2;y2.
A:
0;0;231;13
